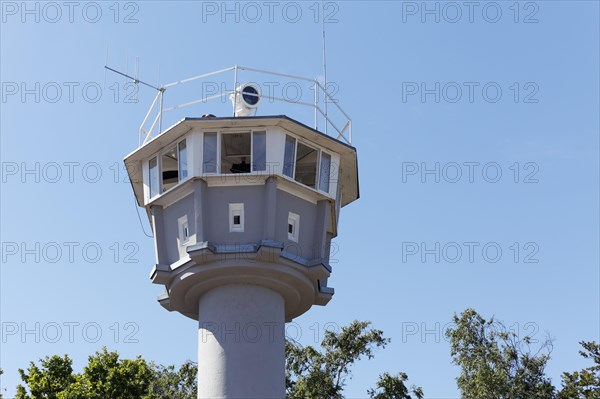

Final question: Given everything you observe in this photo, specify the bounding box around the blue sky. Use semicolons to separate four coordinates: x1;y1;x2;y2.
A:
1;1;599;397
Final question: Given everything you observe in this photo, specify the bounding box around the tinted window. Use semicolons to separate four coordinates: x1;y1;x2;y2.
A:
203;132;217;173
294;142;318;188
178;140;188;180
149;157;159;198
221;132;251;174
319;152;331;193
252;131;266;172
161;146;178;192
283;135;296;178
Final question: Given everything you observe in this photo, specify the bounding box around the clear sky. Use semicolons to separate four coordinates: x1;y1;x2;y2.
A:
1;1;599;397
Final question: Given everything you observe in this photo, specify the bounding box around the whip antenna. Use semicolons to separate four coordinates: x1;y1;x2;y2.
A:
321;0;328;135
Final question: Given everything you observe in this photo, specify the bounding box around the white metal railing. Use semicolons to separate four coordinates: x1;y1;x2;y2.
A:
138;65;352;147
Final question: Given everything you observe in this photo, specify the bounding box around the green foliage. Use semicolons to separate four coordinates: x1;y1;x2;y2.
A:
16;355;75;399
285;320;421;399
558;341;600;399
61;347;153;399
367;372;423;399
446;308;556;399
14;348;195;399
13;323;419;399
146;361;197;399
0;367;4;399
18;314;597;399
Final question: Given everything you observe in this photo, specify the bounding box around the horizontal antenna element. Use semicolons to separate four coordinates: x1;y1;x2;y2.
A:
104;65;163;92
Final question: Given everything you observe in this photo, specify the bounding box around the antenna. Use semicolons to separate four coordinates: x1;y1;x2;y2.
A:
104;46;109;89
157;64;161;91
104;65;163;92
105;55;165;139
134;56;140;102
321;0;328;135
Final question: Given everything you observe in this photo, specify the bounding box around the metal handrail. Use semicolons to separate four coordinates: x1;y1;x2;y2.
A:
139;66;352;147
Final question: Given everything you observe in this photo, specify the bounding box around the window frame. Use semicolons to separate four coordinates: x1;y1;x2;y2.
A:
283;134;297;179
283;133;334;196
319;151;332;194
229;203;245;233
203;131;219;174
203;130;268;176
148;156;159;200
147;138;190;201
252;130;267;172
294;139;320;189
288;212;300;242
178;215;190;245
220;131;252;174
178;139;188;181
160;144;179;193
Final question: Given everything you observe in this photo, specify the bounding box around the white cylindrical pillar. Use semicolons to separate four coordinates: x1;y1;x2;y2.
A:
197;284;285;399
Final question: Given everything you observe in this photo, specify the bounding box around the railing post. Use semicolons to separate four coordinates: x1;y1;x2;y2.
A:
314;81;318;130
323;82;328;135
349;120;352;144
233;65;238;117
159;90;164;135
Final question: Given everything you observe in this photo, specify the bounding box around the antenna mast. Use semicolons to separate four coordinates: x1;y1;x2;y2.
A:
321;0;328;135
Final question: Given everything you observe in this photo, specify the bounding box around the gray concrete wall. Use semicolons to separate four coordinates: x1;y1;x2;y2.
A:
275;190;317;261
162;193;195;264
205;185;266;244
155;181;330;266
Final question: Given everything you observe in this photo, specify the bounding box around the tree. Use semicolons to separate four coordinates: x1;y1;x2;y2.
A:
63;347;153;399
368;372;423;399
12;315;598;398
16;355;75;399
13;322;421;399
13;322;420;399
146;361;197;399
285;320;422;399
16;348;155;399
446;308;556;399
1;367;5;399
559;341;600;399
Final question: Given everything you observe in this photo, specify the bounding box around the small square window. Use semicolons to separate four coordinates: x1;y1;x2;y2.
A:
229;203;244;233
178;215;190;245
288;212;299;242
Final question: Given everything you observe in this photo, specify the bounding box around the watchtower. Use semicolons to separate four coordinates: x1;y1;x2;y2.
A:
124;66;358;399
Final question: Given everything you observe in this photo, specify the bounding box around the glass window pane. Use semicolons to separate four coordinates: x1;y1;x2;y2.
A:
203;132;217;173
221;132;251;174
149;157;159;198
162;146;178;192
178;140;188;180
252;131;266;172
294;142;318;188
283;135;296;178
319;152;331;193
